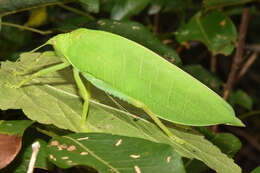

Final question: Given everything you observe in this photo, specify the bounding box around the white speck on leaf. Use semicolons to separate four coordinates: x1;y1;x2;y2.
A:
115;139;122;146
132;26;140;30
50;140;59;146
77;137;89;141
134;165;141;173
97;20;106;26
67;145;76;151
80;152;88;155
130;154;140;159
167;156;171;163
61;156;69;160
49;154;56;161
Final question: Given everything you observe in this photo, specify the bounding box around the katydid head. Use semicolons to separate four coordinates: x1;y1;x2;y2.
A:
47;28;87;60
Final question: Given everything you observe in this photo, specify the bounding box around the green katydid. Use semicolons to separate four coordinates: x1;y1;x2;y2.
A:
13;28;244;139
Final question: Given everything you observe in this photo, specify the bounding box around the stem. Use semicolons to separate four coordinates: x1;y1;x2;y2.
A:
57;4;95;21
239;110;260;119
223;7;251;100
237;52;258;79
36;127;56;138
1;22;52;35
210;54;217;74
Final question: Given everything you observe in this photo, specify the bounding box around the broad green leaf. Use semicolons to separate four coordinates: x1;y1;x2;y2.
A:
195;127;242;157
0;0;62;14
229;90;253;110
251;166;260;173
0;120;34;136
110;0;150;20
183;65;223;93
148;0;186;14
90;19;181;65
175;11;237;55
46;133;185;173
79;0;100;13
185;159;209;173
203;0;258;10
0;52;242;173
55;15;93;31
0;18;1;31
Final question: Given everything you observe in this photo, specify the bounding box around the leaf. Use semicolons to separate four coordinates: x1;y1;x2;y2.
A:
0;134;22;169
229;90;253;110
0;52;242;173
0;120;33;169
148;0;186;15
203;0;258;10
195;127;242;157
183;65;223;93
0;120;34;136
0;0;60;14
24;7;47;27
79;0;100;13
46;133;185;173
175;11;237;55
251;166;260;173
90;19;181;65
185;159;209;173
110;0;150;20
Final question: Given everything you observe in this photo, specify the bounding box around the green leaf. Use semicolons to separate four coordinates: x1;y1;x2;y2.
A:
110;0;150;20
229;90;253;110
195;127;242;157
251;166;260;173
90;19;181;65
203;0;258;10
0;120;34;136
175;11;237;55
46;133;185;172
148;0;186;14
79;0;100;13
185;159;209;173
0;52;242;173
183;65;223;93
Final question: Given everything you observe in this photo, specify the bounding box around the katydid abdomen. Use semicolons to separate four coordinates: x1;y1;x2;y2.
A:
51;28;243;126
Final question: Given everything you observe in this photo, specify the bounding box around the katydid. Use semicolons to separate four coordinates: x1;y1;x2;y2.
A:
13;28;244;139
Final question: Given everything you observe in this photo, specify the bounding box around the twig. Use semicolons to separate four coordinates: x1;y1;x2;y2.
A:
223;7;251;100
237;52;258;79
239;110;260;120
153;13;159;34
27;141;40;173
1;22;52;35
210;54;217;74
57;3;95;21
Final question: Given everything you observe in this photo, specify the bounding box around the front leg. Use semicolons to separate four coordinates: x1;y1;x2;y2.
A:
73;68;91;127
13;62;70;88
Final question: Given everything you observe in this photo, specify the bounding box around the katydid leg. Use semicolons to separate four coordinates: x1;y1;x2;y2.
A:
133;100;185;144
15;62;70;88
73;68;91;126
